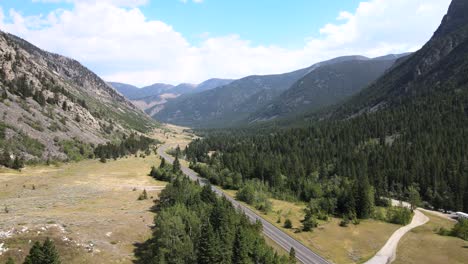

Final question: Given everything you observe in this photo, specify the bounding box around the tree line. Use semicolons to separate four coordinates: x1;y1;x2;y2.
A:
94;133;157;161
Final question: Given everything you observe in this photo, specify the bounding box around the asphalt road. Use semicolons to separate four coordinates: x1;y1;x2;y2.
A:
157;144;330;264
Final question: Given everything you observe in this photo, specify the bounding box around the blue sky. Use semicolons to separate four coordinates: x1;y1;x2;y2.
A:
2;0;361;47
0;0;452;86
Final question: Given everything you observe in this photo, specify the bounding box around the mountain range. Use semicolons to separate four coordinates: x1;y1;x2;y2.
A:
109;79;233;114
152;54;406;127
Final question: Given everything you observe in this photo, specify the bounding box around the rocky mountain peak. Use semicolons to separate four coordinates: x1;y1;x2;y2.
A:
433;0;468;38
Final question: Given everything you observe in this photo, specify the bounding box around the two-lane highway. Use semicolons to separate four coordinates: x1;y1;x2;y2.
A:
157;144;330;264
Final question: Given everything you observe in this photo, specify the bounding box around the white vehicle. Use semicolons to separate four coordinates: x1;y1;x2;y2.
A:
455;212;468;220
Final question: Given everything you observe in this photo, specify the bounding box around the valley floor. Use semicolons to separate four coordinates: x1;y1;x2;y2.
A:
221;189;400;264
393;211;468;264
0;153;165;264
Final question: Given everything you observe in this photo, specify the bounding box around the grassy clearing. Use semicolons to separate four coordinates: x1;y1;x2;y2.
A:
0;153;165;264
222;189;400;264
393;211;468;264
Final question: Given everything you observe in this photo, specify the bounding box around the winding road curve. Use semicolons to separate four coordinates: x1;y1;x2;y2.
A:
364;209;429;264
157;144;330;264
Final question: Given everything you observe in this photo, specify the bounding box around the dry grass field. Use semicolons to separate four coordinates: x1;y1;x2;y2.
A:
393;211;468;264
222;190;400;264
0;145;166;263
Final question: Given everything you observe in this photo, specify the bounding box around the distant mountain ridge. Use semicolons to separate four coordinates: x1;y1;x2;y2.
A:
108;82;174;100
154;54;405;128
248;54;408;122
109;78;233;113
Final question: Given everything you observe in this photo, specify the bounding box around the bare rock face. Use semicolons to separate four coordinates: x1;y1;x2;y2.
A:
434;0;468;38
0;31;154;160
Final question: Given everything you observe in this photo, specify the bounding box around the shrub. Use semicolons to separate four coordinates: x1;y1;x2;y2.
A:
451;219;468;241
236;185;255;205
437;227;451;236
302;216;318;232
138;189;148;200
375;197;391;207
339;218;349;227
284;219;293;229
386;206;413;225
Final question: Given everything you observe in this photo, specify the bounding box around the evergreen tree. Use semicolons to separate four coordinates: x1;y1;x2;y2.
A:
173;156;181;173
61;101;68;111
6;257;15;264
0;150;12;168
159;157;166;168
23;238;61;264
356;174;373;219
407;185;421;211
41;238;61;264
232;227;249;264
197;222;218;264
175;145;181;158
200;184;217;204
2;90;8;100
289;247;296;263
23;241;44;264
12;156;24;170
302;211;317;232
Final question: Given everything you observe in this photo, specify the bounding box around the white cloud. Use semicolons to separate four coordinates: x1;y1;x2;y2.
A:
0;0;451;86
31;0;148;8
180;0;203;3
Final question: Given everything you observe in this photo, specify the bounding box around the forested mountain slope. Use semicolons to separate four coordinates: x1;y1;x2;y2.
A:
186;0;468;214
0;31;155;161
249;55;406;122
330;0;468;118
155;56;377;128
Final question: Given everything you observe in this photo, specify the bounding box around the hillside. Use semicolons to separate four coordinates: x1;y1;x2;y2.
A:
248;55;406;122
154;56;370;128
0;31;155;161
329;0;468;118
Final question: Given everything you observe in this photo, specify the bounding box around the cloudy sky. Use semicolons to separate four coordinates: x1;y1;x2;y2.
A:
0;0;452;86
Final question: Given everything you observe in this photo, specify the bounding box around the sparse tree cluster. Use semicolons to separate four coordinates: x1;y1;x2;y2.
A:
94;133;155;161
23;238;61;264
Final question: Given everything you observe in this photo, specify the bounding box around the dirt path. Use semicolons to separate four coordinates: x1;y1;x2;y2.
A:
365;210;429;264
418;208;457;222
